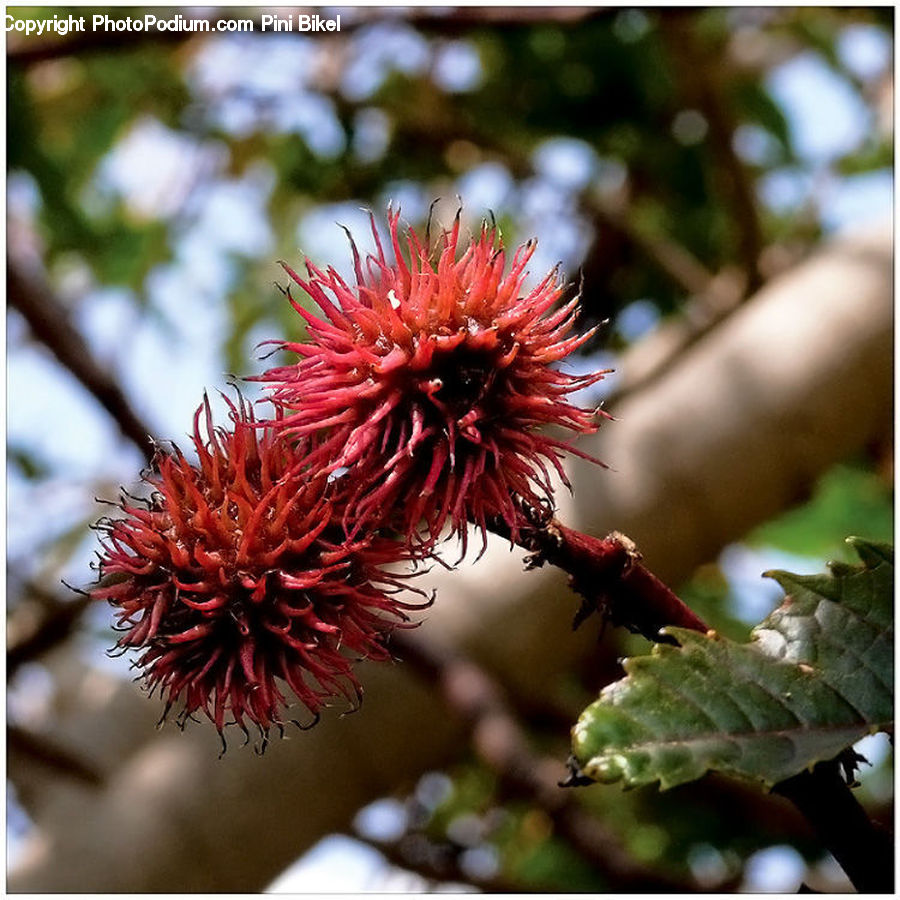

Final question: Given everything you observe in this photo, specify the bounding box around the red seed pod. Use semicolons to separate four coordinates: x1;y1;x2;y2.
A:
92;396;426;747
257;209;610;554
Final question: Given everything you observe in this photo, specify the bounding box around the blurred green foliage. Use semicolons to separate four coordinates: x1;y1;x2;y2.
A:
750;462;893;560
10;5;890;340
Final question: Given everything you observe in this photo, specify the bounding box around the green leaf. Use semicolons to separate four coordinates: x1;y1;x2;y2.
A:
571;538;893;790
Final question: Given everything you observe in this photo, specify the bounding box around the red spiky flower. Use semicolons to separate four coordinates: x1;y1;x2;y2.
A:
91;396;424;747
257;210;610;552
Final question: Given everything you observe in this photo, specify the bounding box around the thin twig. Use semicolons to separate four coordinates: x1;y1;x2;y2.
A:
8;724;104;786
8;580;91;679
585;200;719;301
8;261;157;463
599;283;744;411
662;11;764;294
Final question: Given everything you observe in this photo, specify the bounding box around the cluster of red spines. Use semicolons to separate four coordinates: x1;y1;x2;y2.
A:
92;397;422;741
258;209;609;552
92;209;608;743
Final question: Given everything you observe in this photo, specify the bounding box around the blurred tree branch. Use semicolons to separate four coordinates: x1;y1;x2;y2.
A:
600;261;745;408
584;200;723;301
353;830;527;892
8;724;104;788
663;11;765;294
391;632;699;891
8;261;158;463
7;576;91;680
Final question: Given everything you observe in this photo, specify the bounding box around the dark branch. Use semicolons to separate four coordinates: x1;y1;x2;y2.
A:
585;200;718;301
8;579;91;679
8;724;104;786
775;761;894;893
8;261;157;463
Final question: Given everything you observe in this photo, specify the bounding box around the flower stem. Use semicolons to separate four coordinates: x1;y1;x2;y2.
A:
491;513;709;640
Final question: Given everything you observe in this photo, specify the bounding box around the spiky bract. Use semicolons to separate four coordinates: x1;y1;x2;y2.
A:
258;210;609;552
92;397;421;742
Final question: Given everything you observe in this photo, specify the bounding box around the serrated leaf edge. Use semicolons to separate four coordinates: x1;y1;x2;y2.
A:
572;538;893;791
